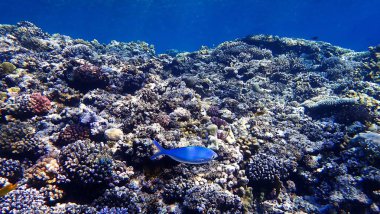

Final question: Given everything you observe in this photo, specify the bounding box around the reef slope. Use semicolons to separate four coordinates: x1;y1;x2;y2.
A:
0;22;379;213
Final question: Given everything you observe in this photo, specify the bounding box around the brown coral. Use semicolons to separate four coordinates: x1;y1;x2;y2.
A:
26;157;60;186
57;124;90;146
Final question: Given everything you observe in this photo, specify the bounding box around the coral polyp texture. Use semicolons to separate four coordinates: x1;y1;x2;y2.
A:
0;21;380;213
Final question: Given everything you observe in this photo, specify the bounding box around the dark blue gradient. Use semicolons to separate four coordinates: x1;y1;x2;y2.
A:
0;0;379;53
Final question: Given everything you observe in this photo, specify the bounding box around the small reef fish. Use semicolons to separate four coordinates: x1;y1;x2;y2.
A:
151;139;218;164
0;183;17;197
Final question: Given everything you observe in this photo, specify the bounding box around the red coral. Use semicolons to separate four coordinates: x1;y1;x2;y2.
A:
29;93;51;114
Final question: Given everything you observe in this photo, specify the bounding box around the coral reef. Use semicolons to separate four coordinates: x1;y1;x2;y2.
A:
0;121;48;160
0;62;16;76
2;92;52;117
0;158;23;182
59;140;113;186
246;153;295;185
183;183;243;213
57;124;90;146
0;22;379;213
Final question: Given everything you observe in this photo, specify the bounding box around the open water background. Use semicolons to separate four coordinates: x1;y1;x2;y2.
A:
0;0;379;53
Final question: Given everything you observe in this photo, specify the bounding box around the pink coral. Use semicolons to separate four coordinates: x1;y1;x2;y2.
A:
29;93;51;114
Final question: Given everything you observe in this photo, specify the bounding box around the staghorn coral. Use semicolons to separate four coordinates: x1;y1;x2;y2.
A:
161;177;188;204
50;203;97;214
98;207;130;214
62;44;94;58
40;184;64;204
269;54;306;74
212;41;272;64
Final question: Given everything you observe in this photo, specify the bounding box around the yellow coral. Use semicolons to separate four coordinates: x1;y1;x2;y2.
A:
0;62;16;75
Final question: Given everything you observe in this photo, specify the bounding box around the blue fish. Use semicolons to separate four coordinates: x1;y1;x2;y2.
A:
150;139;218;164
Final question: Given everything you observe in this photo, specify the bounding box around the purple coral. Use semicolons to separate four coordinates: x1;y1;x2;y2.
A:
207;105;220;117
211;116;228;127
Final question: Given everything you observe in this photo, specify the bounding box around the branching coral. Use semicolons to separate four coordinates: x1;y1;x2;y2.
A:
0;121;47;159
92;186;146;212
246;153;295;185
183;183;243;213
65;61;109;91
57;124;90;146
0;158;23;182
59;140;113;186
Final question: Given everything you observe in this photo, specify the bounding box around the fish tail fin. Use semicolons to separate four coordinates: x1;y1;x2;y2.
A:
150;152;163;160
151;139;166;160
152;139;165;151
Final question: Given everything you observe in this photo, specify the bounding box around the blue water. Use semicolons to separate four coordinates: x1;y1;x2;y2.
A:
1;0;379;53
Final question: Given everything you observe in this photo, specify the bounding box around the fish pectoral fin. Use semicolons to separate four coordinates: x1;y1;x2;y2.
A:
150;152;164;160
